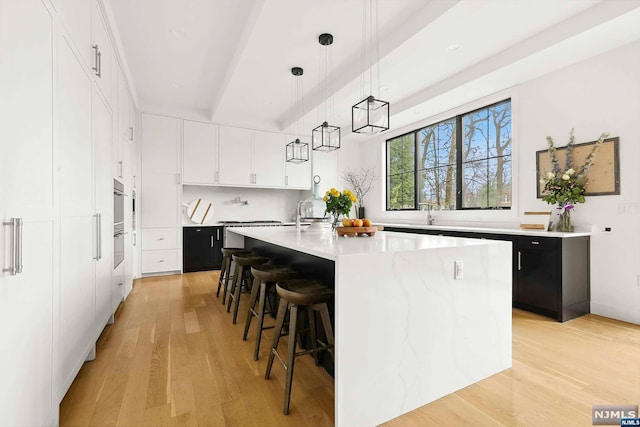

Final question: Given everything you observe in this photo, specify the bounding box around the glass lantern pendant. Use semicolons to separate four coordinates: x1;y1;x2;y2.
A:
352;95;389;134
286;138;309;163
312;121;340;151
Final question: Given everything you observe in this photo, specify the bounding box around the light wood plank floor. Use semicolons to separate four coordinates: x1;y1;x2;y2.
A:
60;271;640;426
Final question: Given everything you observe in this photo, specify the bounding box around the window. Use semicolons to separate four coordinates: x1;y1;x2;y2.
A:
386;99;511;211
386;133;415;210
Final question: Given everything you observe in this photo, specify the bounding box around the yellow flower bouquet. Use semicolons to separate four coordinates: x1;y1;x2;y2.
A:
323;188;357;229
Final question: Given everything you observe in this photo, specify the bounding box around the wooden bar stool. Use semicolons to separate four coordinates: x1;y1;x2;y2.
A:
226;253;268;324
217;248;251;304
265;279;335;415
243;265;299;361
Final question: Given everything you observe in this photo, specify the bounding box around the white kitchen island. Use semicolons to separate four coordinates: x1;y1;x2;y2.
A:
228;227;512;426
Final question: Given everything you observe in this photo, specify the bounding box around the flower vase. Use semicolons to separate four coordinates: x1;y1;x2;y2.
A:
556;204;574;232
331;214;341;235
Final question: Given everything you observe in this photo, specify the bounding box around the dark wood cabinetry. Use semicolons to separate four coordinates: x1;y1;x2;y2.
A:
384;226;590;322
183;226;223;273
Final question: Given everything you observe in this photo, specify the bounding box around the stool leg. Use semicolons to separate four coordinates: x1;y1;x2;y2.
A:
232;266;248;324
318;304;335;362
222;257;234;305
243;276;261;341
227;263;241;313
265;298;288;380
283;304;298;415
216;255;228;298
308;309;319;366
253;281;268;361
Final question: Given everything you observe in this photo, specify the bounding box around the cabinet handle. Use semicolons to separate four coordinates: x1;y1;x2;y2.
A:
94;213;102;260
211;236;214;248
176;173;181;185
216;229;220;241
92;44;99;75
517;251;522;271
531;241;539;245
133;233;137;246
158;259;165;263
158;237;165;240
3;218;22;275
129;127;134;141
96;51;102;78
118;160;123;178
117;282;123;286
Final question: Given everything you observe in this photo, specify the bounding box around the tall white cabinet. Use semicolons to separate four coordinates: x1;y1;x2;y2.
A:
0;1;56;425
141;114;182;274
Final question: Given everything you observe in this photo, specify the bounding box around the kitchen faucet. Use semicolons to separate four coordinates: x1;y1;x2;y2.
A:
427;204;435;225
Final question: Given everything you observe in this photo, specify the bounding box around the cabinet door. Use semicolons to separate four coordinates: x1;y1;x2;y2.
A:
58;0;92;68
58;36;96;396
183;227;215;272
253;130;284;187
141;173;181;227
93;89;113;216
0;1;55;424
285;135;311;189
141;114;181;174
91;1;112;106
219;125;252;185
212;226;223;269
516;237;560;317
183;120;218;184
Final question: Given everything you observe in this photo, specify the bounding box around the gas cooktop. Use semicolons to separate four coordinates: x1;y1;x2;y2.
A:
219;220;282;225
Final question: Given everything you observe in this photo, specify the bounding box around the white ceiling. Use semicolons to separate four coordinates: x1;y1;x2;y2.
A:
107;0;640;136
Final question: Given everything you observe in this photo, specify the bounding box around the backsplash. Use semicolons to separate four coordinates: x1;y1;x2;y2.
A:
182;185;308;224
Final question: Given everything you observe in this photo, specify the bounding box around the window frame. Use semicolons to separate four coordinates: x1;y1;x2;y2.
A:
385;98;512;211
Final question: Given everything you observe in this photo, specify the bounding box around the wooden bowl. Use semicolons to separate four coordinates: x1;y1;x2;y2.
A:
336;225;383;237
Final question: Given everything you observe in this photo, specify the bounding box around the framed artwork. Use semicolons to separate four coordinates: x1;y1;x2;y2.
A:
536;136;619;198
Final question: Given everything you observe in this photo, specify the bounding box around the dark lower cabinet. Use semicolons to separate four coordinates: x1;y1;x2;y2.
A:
183;226;223;273
515;235;589;322
384;226;590;322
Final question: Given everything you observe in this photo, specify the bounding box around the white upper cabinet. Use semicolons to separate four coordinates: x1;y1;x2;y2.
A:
253;130;285;187
141;114;181;175
284;135;312;189
91;1;113;106
183;120;219;184
219;125;252;185
57;0;92;68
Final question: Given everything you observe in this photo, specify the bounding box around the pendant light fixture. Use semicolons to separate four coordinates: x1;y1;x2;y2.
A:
286;66;309;163
352;0;389;135
312;33;340;151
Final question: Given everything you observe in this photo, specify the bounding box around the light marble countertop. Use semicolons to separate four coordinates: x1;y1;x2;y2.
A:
375;221;591;238
227;226;500;261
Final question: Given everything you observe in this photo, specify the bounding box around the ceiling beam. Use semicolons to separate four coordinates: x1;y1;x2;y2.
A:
276;0;461;132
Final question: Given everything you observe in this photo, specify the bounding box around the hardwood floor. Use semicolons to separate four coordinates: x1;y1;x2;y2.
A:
60;272;640;426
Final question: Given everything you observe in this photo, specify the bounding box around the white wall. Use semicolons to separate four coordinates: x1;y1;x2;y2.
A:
357;40;640;324
182;185;304;224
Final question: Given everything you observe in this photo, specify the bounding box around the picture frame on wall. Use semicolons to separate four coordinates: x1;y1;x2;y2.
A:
536;136;620;198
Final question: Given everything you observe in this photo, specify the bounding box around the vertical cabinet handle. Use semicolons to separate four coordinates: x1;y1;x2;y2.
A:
210;236;214;248
92;44;99;75
3;218;22;275
15;218;23;274
517;251;522;271
216;229;220;241
96;51;102;78
118;160;123;178
133;233;137;246
129;127;134;141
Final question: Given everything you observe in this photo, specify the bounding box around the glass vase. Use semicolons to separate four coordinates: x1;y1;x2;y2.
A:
556;205;574;232
331;214;341;236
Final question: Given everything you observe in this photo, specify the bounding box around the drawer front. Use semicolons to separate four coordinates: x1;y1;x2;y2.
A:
142;228;180;250
517;236;559;251
142;250;180;273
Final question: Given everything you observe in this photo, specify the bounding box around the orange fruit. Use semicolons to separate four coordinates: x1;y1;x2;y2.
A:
362;218;372;227
341;218;353;227
353;219;363;227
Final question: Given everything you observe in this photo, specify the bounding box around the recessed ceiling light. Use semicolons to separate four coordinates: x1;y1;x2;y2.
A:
446;43;460;52
169;28;187;39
